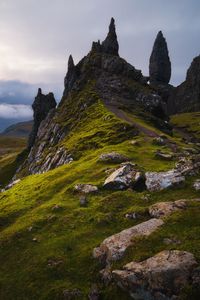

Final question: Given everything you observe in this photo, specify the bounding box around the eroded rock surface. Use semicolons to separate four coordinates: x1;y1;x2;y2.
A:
113;250;198;300
145;170;185;192
74;184;98;194
149;200;187;218
103;163;144;190
99;152;128;163
93;218;163;263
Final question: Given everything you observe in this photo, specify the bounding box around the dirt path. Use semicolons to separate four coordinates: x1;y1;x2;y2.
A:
106;104;178;152
106;104;159;138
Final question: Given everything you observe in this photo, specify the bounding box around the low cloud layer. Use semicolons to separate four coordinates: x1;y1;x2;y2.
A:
0;103;32;119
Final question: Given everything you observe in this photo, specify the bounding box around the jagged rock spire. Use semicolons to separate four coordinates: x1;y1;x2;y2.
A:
149;31;171;84
102;17;119;56
28;90;56;148
63;54;77;97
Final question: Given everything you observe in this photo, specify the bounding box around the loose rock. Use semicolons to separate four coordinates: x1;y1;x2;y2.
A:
113;250;198;300
194;179;200;191
149;200;187;218
74;184;98;194
93;218;163;263
99;152;128;163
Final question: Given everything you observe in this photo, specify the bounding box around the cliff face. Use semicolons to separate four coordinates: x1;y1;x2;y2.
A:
168;55;200;113
16;18;167;177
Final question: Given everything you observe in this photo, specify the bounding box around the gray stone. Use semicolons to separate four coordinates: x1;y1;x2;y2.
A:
74;184;98;194
93;218;163;263
145;170;185;192
149;200;187;218
194;179;200;191
103;163;144;190
99;152;128;163
112;250;198;300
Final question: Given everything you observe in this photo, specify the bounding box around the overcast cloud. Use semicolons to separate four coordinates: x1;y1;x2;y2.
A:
0;0;200;125
0;103;32;119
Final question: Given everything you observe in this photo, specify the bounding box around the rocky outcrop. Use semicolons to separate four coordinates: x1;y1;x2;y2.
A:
169;55;200;113
28;88;57;149
149;31;171;85
145;170;185;192
101;17;119;56
113;250;198;300
149;200;186;218
103;163;144;190
93;218;163;263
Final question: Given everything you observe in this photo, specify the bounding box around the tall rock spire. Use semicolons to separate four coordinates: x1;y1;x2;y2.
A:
149;31;171;85
28;89;56;148
102;17;119;56
63;54;77;97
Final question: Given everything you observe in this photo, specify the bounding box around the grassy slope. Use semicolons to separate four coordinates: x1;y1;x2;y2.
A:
0;102;200;299
0;136;27;187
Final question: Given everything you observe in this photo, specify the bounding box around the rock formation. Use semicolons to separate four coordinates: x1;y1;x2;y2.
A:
149;31;171;85
63;54;77;97
101;17;119;56
28;88;56;148
169;55;200;113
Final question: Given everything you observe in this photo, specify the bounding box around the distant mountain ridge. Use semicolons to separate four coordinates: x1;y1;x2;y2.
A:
1;120;33;138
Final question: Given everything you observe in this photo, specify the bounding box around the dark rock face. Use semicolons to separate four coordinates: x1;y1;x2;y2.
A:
149;31;171;85
102;17;119;56
168;55;200;113
63;55;77;98
28;89;56;148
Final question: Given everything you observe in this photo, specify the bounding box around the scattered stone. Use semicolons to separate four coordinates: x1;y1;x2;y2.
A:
149;200;187;218
194;179;200;191
63;288;82;299
163;237;181;245
145;170;185;192
52;204;62;211
155;150;173;160
47;258;63;268
152;136;166;146
103;163;144;190
129;140;140;146
74;184;98;194
99;152;128;163
27;226;33;232
32;237;38;242
79;196;88;207
149;31;171;85
99;267;112;285
88;284;100;300
93;218;163;263
125;212;139;220
112;250;198;300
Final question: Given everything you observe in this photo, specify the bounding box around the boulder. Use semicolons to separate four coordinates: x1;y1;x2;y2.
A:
194;179;200;191
103;163;144;190
113;250;198;300
93;218;163;263
149;200;187;218
99;152;128;163
145;170;185;192
74;184;98;194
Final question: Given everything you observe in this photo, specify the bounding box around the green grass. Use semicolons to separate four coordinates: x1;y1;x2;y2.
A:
0;91;200;299
171;112;200;140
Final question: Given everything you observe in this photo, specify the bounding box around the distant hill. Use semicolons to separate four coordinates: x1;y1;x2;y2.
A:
1;120;33;138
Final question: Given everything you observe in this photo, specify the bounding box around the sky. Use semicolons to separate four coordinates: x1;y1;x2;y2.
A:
0;0;200;131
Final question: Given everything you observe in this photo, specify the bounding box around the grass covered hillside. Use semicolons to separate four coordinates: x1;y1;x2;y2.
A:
0;136;27;187
0;100;200;299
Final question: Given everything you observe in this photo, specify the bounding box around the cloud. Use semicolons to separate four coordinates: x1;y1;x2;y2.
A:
0;103;33;119
0;0;199;89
